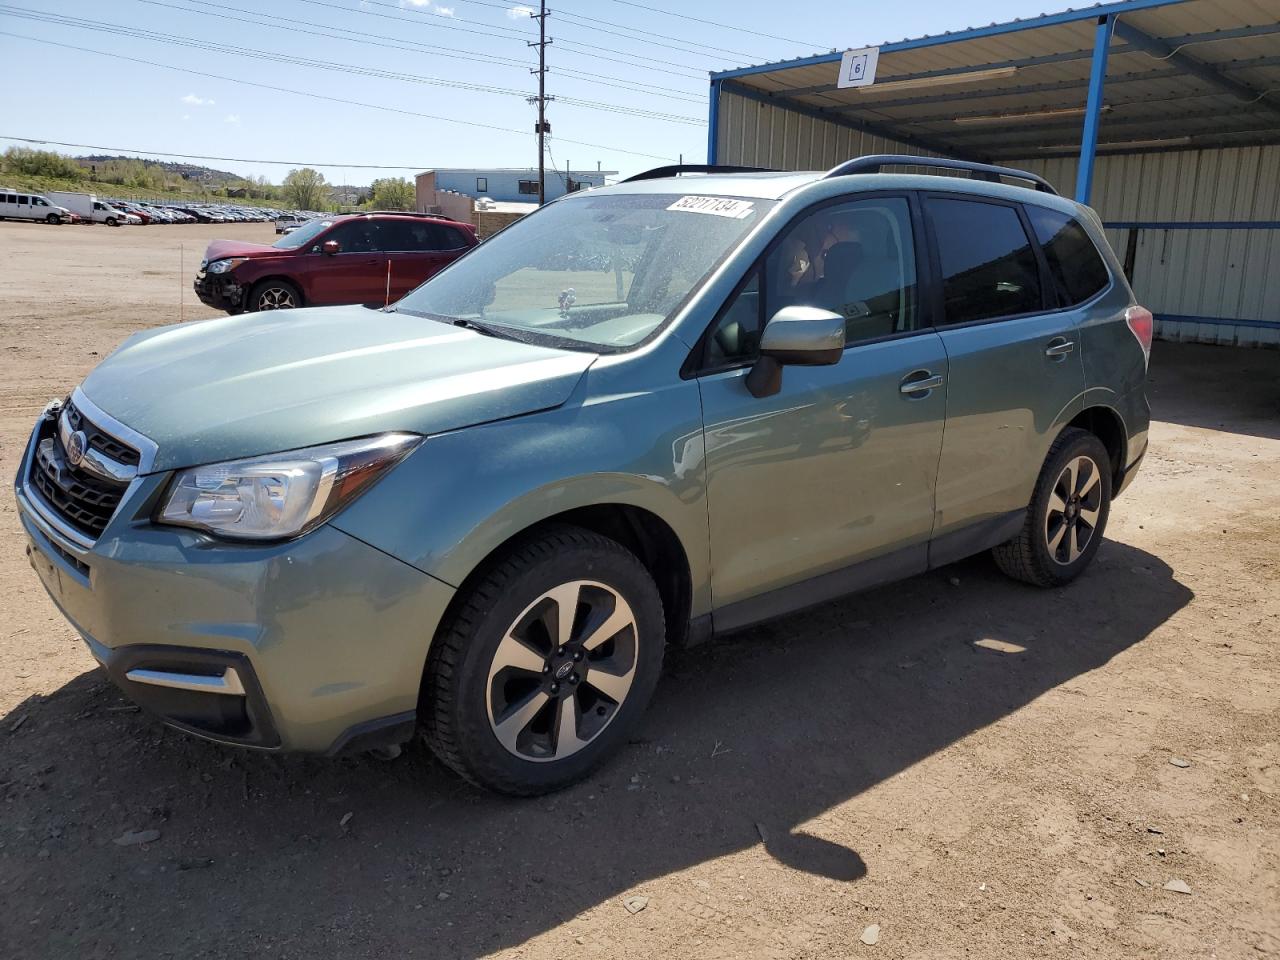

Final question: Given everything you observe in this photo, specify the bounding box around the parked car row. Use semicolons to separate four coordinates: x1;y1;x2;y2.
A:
0;187;317;227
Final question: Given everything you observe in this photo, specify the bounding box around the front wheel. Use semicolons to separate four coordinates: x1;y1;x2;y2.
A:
422;526;666;795
105;216;119;227
993;428;1112;588
248;279;302;311
45;213;62;224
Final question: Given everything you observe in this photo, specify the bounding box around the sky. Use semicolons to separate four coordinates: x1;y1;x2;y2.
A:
1;0;1058;186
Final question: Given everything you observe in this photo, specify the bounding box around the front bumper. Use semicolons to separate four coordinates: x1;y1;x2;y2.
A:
193;273;245;312
15;418;455;753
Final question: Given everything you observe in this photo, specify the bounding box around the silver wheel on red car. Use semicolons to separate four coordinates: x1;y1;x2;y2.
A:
251;280;301;311
423;525;665;795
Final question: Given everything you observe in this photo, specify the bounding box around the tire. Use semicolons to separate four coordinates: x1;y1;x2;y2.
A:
248;279;302;312
422;525;666;796
993;427;1113;588
105;216;119;227
45;213;61;225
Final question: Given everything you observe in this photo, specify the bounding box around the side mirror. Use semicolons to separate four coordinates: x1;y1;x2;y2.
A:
745;306;845;398
321;240;341;255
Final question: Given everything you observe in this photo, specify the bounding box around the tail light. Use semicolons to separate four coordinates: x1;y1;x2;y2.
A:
1125;305;1154;365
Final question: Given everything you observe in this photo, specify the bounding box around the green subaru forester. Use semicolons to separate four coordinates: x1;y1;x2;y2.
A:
17;157;1150;794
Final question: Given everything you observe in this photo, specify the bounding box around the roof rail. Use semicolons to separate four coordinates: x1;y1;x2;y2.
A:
622;163;776;183
824;155;1058;195
359;210;457;220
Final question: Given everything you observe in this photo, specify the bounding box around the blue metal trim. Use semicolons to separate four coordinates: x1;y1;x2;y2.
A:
707;78;721;164
709;0;1189;81
1112;20;1274;106
1075;15;1116;204
1157;314;1280;330
1106;220;1280;230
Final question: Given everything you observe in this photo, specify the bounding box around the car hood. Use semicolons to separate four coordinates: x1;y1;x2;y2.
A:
79;305;597;472
202;238;290;264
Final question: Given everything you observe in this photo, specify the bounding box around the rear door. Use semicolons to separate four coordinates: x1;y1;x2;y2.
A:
383;221;470;302
923;193;1085;550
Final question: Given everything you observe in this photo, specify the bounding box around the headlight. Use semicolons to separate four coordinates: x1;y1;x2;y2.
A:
206;258;247;274
157;433;421;541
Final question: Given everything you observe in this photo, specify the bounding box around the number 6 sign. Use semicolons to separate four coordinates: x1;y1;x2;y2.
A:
838;47;880;89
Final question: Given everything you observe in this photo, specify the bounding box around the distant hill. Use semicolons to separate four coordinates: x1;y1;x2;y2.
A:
76;155;243;185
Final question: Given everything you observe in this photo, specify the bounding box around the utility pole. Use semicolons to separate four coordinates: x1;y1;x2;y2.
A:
527;2;552;205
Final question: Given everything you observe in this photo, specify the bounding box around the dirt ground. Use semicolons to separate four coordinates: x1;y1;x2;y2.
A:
0;220;1277;959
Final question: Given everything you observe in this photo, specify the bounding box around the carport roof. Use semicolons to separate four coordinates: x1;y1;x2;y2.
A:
710;0;1280;162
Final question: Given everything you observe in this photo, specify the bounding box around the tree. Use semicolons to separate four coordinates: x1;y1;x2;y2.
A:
282;168;328;210
1;147;85;181
368;177;415;210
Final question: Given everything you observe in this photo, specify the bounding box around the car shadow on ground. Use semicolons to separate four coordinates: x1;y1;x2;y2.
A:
2;539;1191;958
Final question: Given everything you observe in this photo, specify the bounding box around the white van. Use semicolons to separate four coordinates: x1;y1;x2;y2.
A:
45;191;138;226
0;188;71;224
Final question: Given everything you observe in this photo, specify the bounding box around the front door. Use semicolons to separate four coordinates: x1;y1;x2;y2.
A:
696;195;947;625
304;220;390;306
922;194;1086;541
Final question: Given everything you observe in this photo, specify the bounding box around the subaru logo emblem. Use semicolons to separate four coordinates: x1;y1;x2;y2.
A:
66;430;88;467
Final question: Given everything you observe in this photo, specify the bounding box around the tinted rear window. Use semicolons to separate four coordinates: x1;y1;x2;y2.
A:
927;197;1042;325
1027;206;1111;306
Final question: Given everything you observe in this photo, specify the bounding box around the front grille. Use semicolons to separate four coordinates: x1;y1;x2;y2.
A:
27;402;138;540
63;400;140;466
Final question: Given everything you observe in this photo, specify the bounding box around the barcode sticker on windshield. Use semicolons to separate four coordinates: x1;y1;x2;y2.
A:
667;196;755;219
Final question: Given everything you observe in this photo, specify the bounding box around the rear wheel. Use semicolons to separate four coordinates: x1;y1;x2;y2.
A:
248;279;302;312
422;526;665;795
993;428;1112;588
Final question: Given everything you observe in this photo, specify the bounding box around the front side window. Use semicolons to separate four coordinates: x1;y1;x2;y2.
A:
927;197;1042;324
1026;206;1111;306
704;196;919;367
395;193;773;350
34;197;48;206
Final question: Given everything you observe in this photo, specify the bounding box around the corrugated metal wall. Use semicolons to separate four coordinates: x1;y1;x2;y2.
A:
715;87;940;171
1014;147;1280;348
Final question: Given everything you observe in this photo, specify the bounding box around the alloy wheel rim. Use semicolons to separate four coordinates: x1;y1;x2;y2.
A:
485;579;638;763
258;287;295;309
1044;454;1103;565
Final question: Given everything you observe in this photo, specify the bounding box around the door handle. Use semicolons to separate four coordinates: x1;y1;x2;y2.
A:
900;371;944;395
1045;337;1075;359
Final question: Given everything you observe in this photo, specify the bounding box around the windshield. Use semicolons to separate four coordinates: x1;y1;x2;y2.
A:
395;192;773;350
273;218;335;250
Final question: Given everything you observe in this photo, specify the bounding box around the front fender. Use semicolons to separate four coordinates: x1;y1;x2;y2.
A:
329;369;712;618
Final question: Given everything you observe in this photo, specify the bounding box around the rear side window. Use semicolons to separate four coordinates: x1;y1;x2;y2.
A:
927;197;1042;324
1026;206;1111;306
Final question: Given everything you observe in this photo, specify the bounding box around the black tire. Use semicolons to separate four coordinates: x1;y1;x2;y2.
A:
45;213;61;225
993;427;1113;588
248;279;302;311
422;525;666;796
105;216;119;227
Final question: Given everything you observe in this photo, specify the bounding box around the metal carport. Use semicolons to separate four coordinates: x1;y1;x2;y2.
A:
707;0;1280;347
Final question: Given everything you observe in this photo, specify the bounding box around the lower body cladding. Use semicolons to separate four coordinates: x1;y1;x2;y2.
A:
192;274;244;313
16;448;455;753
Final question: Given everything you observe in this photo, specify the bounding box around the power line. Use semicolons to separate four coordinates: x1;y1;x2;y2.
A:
0;31;679;160
135;0;705;102
551;9;765;61
596;0;821;48
0;135;434;170
0;8;703;124
287;0;711;78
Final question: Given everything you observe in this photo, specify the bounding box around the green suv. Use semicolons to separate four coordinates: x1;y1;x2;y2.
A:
16;156;1150;795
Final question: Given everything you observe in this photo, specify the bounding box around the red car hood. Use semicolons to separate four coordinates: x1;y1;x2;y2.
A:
201;238;287;264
